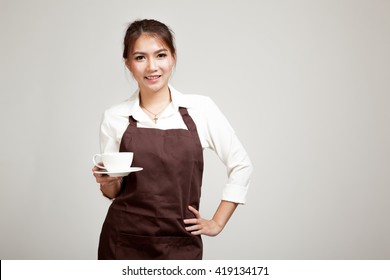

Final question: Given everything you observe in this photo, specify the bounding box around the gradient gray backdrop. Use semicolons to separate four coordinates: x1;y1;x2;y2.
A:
1;0;389;259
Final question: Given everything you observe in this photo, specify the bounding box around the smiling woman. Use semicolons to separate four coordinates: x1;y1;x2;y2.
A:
125;34;175;117
92;19;253;260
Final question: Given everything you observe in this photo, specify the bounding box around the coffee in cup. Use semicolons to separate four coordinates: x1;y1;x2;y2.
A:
93;152;133;172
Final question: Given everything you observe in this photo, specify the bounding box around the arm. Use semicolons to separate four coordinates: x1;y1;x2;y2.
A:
183;97;252;236
201;97;253;204
184;200;238;236
93;109;125;199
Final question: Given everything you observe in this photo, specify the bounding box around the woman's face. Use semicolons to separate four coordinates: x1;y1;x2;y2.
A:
126;34;175;94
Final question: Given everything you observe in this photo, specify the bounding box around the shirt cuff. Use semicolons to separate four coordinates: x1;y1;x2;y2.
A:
222;183;249;204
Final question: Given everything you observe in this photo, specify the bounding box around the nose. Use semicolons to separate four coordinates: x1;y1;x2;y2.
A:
147;58;158;72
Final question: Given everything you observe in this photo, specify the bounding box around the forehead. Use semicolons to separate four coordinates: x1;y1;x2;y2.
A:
132;33;169;53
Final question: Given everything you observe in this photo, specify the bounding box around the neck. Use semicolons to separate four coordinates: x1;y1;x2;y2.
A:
139;85;171;108
139;85;172;122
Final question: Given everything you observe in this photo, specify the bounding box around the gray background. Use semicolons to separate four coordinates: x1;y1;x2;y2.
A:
1;0;389;259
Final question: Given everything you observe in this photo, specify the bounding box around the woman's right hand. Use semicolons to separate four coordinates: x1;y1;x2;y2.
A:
92;163;122;198
92;164;121;184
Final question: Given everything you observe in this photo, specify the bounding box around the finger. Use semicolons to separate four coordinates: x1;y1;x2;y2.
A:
95;175;109;183
183;218;198;225
190;229;203;236
95;175;104;182
93;170;107;179
185;224;202;232
92;162;105;170
188;205;200;218
96;175;120;184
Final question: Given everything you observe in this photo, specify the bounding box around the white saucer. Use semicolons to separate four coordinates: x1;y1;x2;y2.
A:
94;167;143;177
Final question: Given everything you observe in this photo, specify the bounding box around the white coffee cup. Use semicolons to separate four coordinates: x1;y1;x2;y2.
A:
93;152;133;171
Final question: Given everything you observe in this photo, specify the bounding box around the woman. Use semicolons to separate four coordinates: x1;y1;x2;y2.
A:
92;19;252;260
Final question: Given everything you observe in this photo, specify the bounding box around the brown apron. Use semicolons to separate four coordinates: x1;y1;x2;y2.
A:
98;107;204;259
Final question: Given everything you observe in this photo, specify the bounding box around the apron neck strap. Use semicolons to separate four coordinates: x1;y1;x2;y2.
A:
179;107;197;132
128;116;137;127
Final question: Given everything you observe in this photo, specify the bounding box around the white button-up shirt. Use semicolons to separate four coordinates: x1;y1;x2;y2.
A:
99;86;252;204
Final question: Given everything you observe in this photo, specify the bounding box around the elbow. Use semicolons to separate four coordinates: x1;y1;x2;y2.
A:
228;154;253;178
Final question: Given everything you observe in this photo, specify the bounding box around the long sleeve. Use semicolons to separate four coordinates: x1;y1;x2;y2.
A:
202;97;253;204
99;109;130;154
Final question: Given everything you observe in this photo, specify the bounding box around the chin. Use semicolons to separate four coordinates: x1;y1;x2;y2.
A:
143;82;168;93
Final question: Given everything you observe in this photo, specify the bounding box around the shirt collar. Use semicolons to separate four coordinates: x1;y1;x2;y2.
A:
116;84;192;117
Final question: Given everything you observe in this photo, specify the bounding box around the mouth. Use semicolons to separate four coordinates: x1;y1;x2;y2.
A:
145;75;161;81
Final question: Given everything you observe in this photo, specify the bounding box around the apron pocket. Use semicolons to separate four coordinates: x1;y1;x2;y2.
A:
116;232;202;260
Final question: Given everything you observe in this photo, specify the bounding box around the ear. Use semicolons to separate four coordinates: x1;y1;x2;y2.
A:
172;55;177;68
124;59;132;71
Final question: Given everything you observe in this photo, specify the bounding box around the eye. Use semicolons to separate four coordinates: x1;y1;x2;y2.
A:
157;53;167;59
134;55;145;61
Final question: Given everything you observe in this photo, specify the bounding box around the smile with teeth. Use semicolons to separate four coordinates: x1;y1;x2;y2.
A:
145;75;161;80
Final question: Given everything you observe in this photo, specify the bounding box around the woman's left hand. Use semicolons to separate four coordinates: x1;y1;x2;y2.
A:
183;205;223;237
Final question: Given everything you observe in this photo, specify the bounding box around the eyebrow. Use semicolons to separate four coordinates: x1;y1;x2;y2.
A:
132;48;168;56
